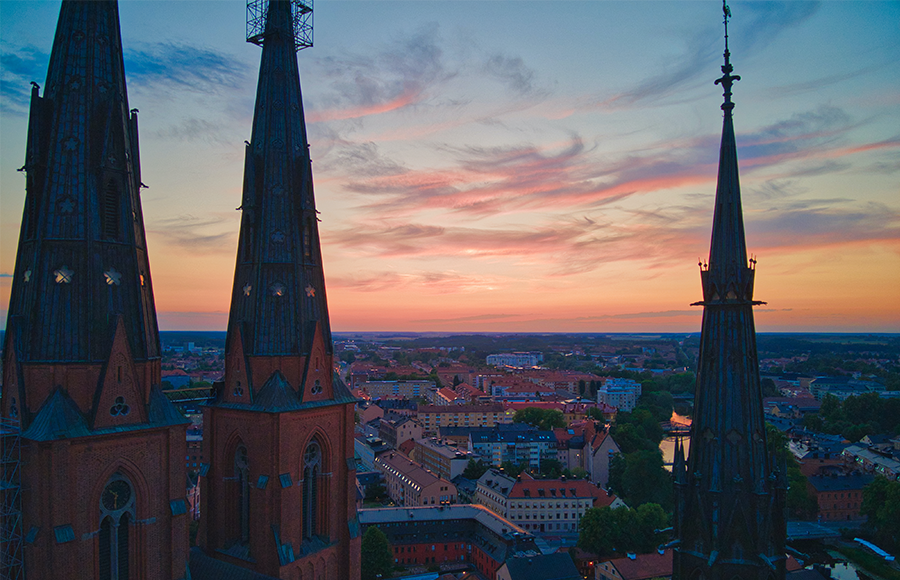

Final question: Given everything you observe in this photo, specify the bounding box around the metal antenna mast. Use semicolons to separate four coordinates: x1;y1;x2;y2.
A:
247;0;313;51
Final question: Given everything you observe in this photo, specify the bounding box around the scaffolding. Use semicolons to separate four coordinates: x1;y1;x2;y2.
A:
1;417;24;580
247;0;313;51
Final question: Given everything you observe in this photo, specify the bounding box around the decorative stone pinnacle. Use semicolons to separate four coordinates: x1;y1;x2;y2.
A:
714;0;741;112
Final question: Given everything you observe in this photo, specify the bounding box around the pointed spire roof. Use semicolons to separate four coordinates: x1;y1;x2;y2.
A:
4;0;158;365
707;9;747;275
675;5;784;575
227;0;331;357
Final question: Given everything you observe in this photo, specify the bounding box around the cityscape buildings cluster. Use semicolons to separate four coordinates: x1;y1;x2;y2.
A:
1;1;898;580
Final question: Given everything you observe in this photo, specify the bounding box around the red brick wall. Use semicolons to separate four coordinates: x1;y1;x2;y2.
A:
813;488;865;521
20;426;188;580
201;368;360;579
391;541;502;579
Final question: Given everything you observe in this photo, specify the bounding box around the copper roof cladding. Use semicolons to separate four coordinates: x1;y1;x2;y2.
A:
4;0;158;366
227;0;331;357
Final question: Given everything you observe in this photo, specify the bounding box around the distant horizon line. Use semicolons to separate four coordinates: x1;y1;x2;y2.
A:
155;330;899;336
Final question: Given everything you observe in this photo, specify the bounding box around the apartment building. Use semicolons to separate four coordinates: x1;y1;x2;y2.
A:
487;352;543;367
476;471;622;533
362;379;435;399
554;420;621;488
418;403;512;435
378;413;424;448
358;505;539;580
807;474;874;522
412;437;474;480
469;426;556;469
375;452;458;507
597;378;642;412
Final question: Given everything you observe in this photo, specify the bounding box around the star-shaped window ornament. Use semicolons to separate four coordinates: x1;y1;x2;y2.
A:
70;79;81;91
23;269;31;283
305;285;315;297
64;137;79;151
59;197;75;214
243;284;252;296
54;266;73;284
270;283;286;297
107;154;117;166
104;267;122;286
271;230;285;244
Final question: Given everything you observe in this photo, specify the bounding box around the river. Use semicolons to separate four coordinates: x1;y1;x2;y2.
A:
660;411;691;472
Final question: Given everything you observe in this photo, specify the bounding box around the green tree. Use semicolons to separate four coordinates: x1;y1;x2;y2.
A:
760;378;780;398
586;407;606;422
361;526;394;580
619;450;673;510
607;453;626;496
861;476;900;550
513;407;566;431
365;482;387;503
462;459;489;480
538;458;563;479
500;461;529;478
578;504;667;558
766;424;816;518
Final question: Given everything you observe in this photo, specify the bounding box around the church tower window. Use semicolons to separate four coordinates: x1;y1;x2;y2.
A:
302;440;321;538
235;444;250;543
99;474;135;580
101;180;120;240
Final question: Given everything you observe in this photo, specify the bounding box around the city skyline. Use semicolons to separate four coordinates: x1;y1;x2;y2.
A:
2;0;898;334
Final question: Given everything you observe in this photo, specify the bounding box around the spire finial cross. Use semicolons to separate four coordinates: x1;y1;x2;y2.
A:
714;0;740;112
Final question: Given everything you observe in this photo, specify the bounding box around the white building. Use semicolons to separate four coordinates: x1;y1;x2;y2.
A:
486;352;543;367
597;378;642;412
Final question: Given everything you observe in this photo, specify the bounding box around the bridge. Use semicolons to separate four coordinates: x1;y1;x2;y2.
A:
660;421;691;437
786;521;842;540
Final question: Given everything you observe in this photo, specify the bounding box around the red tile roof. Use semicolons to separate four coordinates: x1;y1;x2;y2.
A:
606;549;672;580
508;478;610;502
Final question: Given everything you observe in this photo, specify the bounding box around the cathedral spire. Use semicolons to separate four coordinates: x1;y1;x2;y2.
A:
1;3;188;578
201;3;360;576
707;0;748;280
228;0;331;361
674;3;786;579
3;0;162;427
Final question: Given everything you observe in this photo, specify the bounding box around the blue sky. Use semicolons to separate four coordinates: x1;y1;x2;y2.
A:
1;0;898;332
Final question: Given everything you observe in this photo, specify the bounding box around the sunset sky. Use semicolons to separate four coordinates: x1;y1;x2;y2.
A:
1;0;898;333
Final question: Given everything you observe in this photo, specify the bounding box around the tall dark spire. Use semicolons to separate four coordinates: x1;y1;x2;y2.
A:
228;0;331;359
673;4;786;579
1;3;188;578
202;5;360;578
3;0;165;429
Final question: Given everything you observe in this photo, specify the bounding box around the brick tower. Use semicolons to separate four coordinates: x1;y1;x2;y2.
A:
672;4;787;580
0;1;189;579
198;1;361;578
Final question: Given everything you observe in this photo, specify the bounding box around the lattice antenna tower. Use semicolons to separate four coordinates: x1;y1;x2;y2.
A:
247;0;313;51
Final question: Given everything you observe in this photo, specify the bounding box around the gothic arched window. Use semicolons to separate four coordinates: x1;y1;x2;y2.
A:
101;180;120;240
302;440;322;539
98;473;135;580
303;219;312;259
235;444;250;543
